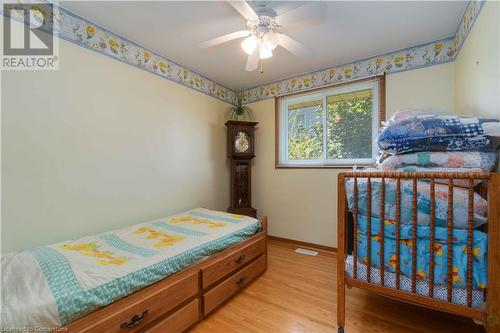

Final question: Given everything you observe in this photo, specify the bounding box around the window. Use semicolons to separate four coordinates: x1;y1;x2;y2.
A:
277;77;384;168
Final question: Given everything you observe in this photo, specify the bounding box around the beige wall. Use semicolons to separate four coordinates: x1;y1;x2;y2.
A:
1;39;230;253
455;1;499;119
386;62;455;118
249;63;455;247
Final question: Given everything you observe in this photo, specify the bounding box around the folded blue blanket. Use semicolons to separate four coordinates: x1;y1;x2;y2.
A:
378;114;500;154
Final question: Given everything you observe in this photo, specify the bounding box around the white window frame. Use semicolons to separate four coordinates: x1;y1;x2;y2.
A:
279;80;380;167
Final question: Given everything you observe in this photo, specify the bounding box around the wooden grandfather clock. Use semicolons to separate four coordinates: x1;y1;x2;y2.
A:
225;120;258;218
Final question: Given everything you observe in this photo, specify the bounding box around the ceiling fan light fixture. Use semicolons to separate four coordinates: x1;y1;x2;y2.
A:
199;1;315;71
263;32;278;50
259;43;273;59
241;35;257;55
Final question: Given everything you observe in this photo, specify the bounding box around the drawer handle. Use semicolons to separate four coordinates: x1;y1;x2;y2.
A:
120;310;148;329
236;275;247;285
235;254;246;264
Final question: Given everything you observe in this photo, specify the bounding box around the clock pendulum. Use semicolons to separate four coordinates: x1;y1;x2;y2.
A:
225;120;258;218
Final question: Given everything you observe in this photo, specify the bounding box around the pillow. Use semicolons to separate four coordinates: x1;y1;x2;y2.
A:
378;114;500;154
378;151;498;172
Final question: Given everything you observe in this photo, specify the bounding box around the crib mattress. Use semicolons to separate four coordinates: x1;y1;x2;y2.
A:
1;208;261;329
345;255;485;307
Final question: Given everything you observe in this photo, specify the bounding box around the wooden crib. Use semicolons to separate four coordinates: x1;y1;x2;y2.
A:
336;172;500;333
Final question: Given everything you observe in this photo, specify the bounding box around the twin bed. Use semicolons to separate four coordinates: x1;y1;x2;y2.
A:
1;208;268;332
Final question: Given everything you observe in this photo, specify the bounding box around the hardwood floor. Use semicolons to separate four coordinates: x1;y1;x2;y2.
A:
189;239;482;333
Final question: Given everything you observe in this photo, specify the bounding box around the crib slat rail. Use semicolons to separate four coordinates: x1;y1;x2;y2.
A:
336;171;500;333
353;177;358;280
429;179;436;298
337;173;347;332
396;178;401;290
367;177;372;283
380;178;385;286
486;174;500;333
447;179;454;303
342;171;491;179
411;178;417;294
467;179;474;308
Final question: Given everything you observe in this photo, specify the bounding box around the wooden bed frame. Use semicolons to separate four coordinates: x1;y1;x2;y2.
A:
337;172;500;333
65;216;268;333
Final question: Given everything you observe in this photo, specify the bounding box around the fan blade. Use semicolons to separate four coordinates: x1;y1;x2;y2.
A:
245;47;259;71
275;3;327;27
278;33;313;59
199;30;250;48
227;1;259;21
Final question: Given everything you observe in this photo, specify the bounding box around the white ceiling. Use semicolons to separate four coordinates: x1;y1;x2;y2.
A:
61;1;468;90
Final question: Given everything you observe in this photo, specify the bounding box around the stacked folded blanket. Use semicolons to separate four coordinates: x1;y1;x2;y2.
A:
345;110;499;299
378;112;500;154
376;111;499;180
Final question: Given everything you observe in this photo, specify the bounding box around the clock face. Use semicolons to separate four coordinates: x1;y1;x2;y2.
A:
234;131;250;153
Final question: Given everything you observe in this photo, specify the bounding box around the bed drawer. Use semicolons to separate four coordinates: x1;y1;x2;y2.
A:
142;299;199;333
68;271;198;333
202;236;265;288
203;254;266;315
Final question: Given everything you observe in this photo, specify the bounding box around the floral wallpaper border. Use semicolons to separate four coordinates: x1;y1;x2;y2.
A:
452;0;485;56
2;0;484;106
240;0;485;104
17;3;237;105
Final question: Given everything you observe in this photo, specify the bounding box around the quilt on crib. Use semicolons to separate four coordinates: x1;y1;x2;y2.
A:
378;151;498;172
353;214;488;290
345;177;488;229
0;208;261;328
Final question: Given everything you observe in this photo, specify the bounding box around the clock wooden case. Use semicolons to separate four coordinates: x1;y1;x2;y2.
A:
225;120;258;218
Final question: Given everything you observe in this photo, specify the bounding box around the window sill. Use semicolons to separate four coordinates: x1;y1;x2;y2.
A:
275;163;373;170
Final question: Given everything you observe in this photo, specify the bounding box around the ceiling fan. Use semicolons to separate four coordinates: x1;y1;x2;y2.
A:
199;1;325;72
